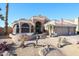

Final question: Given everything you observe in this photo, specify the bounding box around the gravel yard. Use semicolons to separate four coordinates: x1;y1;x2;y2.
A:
0;35;79;56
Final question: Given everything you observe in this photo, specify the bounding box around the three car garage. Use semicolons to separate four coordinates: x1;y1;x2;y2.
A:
54;26;76;36
44;21;76;36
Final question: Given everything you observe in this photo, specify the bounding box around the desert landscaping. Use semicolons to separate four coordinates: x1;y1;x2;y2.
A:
0;35;79;56
1;3;79;56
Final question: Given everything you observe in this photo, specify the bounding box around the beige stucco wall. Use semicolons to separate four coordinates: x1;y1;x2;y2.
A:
12;20;35;34
12;16;48;34
30;15;48;33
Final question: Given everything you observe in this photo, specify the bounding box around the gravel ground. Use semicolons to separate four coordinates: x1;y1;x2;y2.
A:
15;47;39;56
1;35;79;56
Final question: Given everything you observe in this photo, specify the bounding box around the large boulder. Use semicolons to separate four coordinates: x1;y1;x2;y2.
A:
57;37;72;48
9;34;29;47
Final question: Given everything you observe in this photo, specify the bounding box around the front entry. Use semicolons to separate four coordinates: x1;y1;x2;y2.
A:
35;21;42;34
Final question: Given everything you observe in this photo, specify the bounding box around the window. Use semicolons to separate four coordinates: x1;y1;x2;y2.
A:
31;25;34;32
21;23;29;33
16;24;19;33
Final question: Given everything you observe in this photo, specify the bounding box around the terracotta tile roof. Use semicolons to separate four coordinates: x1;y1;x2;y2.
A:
45;20;76;27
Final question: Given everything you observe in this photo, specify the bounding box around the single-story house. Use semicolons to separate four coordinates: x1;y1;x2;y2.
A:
9;15;49;42
9;15;77;43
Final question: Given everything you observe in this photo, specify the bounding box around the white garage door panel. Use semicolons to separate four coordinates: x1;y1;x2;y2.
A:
62;27;69;35
69;28;75;35
55;27;69;35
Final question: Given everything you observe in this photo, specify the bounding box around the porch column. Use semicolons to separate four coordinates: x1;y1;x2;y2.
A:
19;22;21;33
34;26;35;33
41;24;43;32
30;25;31;33
13;25;16;34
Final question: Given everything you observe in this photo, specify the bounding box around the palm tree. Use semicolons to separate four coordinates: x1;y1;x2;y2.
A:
5;3;9;35
0;3;9;35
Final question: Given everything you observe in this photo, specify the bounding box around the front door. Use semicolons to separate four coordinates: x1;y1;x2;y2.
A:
35;21;42;34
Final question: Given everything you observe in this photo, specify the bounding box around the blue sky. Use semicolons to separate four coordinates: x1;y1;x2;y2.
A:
0;3;79;27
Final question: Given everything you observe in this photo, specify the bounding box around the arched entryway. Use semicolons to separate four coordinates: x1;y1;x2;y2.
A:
13;24;19;34
35;21;42;34
21;23;29;33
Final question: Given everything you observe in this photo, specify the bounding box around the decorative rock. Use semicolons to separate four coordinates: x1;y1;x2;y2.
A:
9;34;29;47
57;37;72;48
9;33;36;47
2;51;10;56
38;45;50;56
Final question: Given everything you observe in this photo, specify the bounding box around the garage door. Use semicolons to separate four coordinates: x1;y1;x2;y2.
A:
54;26;69;35
69;27;75;35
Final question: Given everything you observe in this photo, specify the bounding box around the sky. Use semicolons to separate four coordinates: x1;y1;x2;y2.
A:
0;3;79;27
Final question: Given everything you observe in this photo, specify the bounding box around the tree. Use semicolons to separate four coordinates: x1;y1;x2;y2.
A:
0;8;5;21
5;3;9;35
0;15;4;21
0;3;9;35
